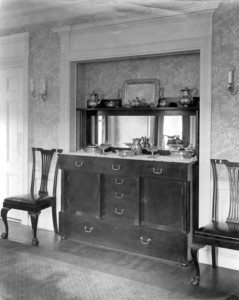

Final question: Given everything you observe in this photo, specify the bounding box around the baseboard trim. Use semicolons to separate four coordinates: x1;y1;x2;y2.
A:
0;216;21;223
199;246;239;271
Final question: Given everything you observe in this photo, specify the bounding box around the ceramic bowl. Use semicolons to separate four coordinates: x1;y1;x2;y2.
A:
116;150;135;157
83;145;101;153
171;149;193;159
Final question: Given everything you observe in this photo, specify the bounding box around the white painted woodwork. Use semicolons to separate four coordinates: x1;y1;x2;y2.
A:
0;33;29;224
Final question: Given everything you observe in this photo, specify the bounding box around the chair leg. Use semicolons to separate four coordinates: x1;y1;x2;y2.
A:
29;211;40;246
1;207;10;239
211;245;217;268
52;200;58;234
190;245;202;286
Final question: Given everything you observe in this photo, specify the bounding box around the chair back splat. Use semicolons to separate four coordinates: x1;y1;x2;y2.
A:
191;159;239;286
226;161;239;224
35;148;56;196
1;147;63;246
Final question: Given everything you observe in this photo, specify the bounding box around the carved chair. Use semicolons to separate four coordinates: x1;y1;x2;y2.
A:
191;159;239;285
1;148;62;246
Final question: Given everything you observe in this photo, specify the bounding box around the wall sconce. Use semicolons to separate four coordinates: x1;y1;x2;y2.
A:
30;79;47;101
227;68;239;95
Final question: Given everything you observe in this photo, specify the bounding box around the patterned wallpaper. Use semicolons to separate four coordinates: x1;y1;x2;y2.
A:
211;1;239;162
0;1;238;165
28;23;61;150
0;23;61;152
76;54;200;108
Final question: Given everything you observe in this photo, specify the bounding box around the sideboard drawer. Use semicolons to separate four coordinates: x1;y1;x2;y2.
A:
139;161;188;180
59;212;118;246
101;202;136;223
117;225;180;262
101;174;138;205
102;190;138;206
102;174;138;190
99;158;140;175
59;155;98;173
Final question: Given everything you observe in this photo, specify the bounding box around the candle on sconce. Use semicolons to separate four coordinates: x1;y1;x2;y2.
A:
228;71;233;84
226;68;239;95
41;79;47;92
30;79;35;92
91;115;95;145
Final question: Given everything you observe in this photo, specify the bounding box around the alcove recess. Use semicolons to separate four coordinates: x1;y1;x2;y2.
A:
54;5;216;232
75;53;200;152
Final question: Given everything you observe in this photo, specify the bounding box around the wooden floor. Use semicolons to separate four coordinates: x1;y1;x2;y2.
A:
1;220;239;300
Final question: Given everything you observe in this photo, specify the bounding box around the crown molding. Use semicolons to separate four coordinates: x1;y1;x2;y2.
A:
0;0;95;29
53;2;219;35
0;0;88;19
0;1;220;31
0;32;29;44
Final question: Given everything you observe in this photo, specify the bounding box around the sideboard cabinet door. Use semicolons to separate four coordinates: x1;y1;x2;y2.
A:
59;155;99;218
141;178;184;229
68;171;99;216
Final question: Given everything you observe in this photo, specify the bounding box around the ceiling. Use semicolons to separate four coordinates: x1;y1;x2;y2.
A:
0;0;221;24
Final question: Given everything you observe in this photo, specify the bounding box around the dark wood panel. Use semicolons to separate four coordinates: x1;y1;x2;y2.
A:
67;171;99;216
77;107;198;116
141;178;184;228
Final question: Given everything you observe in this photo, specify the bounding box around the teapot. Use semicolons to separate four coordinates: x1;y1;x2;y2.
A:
128;97;142;108
87;92;103;108
179;87;193;107
131;138;142;155
166;135;183;145
105;99;119;108
140;136;151;149
158;87;169;107
185;144;196;157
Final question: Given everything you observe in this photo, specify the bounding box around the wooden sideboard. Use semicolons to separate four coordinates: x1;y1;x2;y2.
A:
59;153;198;265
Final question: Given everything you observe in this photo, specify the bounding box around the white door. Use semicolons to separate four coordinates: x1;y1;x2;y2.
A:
0;67;25;222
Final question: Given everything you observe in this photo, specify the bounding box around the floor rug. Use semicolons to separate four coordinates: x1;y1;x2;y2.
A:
0;245;194;300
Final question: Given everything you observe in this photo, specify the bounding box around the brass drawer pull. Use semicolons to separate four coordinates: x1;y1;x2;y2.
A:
115;179;124;184
115;208;124;215
152;168;163;175
140;237;151;245
75;161;84;168
84;226;93;233
112;164;121;171
115;192;124;199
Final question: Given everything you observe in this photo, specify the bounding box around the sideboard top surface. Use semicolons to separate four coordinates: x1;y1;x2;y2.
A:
59;152;197;164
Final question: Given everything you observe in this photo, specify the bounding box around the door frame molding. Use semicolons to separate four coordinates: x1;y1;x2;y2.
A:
54;9;216;226
0;32;29;224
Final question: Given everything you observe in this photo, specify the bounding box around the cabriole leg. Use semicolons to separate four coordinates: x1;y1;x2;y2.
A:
179;234;190;267
190;245;201;286
211;245;217;268
29;211;40;246
1;207;10;239
52;200;58;234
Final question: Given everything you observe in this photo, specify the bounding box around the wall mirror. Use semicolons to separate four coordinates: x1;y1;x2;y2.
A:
122;78;160;107
97;115;196;149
